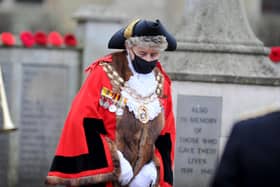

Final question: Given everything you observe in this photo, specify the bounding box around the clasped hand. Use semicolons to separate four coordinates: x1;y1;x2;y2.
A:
117;150;157;187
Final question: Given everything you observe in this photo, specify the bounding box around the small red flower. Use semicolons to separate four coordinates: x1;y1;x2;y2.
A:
1;32;16;46
20;31;35;48
34;31;47;46
64;33;78;47
48;31;63;47
269;47;280;63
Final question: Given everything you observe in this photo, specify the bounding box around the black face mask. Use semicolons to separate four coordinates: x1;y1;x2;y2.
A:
131;53;158;74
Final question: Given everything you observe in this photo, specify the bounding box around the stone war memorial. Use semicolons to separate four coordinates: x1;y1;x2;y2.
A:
1;0;280;187
0;41;81;187
160;0;280;186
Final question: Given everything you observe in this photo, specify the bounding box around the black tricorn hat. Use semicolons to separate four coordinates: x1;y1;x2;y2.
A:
108;19;177;51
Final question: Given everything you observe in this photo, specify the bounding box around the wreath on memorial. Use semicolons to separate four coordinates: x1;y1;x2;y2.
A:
64;33;77;47
0;31;78;48
48;31;64;47
269;47;280;64
0;32;16;46
20;31;35;48
34;31;48;46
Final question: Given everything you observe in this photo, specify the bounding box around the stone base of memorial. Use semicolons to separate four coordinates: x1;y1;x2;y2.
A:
0;46;81;187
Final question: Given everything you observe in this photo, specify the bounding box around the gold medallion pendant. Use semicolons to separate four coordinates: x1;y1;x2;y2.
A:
137;105;149;124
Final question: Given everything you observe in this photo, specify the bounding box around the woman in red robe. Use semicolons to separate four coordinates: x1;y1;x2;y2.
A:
45;19;177;187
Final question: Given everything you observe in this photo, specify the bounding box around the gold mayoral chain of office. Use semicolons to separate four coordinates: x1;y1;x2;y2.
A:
100;62;164;124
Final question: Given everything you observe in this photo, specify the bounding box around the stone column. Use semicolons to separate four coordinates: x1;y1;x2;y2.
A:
159;0;280;186
243;0;262;33
73;5;125;78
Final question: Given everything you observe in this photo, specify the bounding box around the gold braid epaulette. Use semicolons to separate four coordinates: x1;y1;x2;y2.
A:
100;61;164;96
100;62;124;93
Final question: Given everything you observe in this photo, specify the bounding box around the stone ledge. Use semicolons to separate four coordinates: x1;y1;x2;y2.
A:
0;45;83;51
177;42;270;55
169;73;280;86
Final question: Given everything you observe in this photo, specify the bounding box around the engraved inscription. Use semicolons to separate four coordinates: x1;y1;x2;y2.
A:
18;65;69;187
175;95;222;187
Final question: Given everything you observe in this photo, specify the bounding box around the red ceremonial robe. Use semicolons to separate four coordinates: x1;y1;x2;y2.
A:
45;51;176;187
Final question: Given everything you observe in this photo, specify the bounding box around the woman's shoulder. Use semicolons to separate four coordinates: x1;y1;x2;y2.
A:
85;54;114;72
